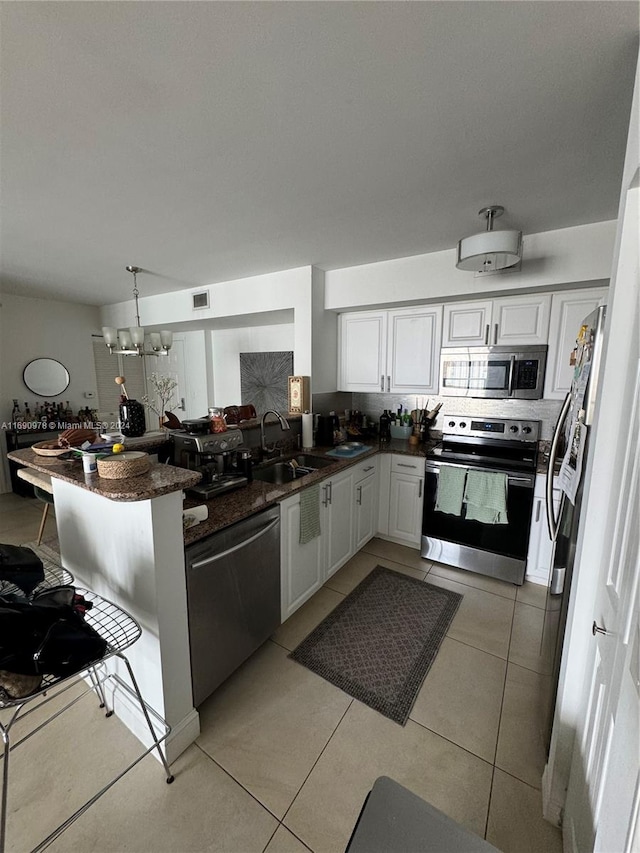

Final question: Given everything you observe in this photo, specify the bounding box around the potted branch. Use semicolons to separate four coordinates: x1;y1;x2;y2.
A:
142;373;179;431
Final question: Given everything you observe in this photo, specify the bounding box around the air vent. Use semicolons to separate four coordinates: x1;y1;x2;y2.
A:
192;290;210;310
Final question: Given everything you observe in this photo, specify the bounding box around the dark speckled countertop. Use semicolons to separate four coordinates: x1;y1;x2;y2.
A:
182;437;441;546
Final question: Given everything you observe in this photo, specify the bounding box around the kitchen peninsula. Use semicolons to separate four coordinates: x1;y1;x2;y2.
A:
7;447;202;762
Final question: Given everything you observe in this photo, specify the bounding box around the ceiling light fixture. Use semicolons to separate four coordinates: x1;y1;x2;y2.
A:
101;266;173;357
456;206;522;273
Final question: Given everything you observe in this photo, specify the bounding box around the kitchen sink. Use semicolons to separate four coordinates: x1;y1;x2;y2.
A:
253;454;334;485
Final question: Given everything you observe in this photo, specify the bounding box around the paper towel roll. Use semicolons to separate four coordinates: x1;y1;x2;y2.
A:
302;412;314;449
183;504;209;529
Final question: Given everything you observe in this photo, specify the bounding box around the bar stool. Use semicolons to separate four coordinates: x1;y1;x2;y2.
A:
0;586;174;853
16;469;55;545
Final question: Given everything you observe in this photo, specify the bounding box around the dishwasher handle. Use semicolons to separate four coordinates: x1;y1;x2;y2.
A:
190;517;279;570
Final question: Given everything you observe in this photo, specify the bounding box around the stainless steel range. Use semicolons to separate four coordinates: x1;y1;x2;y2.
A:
421;416;540;585
172;429;249;499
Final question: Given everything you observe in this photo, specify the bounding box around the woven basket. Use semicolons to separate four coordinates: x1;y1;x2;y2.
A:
97;451;151;480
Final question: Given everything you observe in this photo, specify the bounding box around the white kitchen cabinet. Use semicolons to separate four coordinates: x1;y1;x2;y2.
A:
526;474;561;586
324;467;355;579
544;286;608;399
442;294;551;347
338;310;387;393
387;455;425;547
338;305;442;394
280;491;325;621
353;459;378;552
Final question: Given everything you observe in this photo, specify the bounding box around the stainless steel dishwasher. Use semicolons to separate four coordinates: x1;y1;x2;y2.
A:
184;505;281;706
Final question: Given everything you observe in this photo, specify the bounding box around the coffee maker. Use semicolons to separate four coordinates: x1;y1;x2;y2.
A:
172;429;249;498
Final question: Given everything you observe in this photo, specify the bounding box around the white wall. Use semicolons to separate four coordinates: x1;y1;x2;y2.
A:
0;293;101;423
324;221;616;310
311;267;338;394
211;323;295;407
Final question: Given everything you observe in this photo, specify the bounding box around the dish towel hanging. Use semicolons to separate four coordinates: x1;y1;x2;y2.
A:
435;467;467;516
463;470;509;524
299;483;321;544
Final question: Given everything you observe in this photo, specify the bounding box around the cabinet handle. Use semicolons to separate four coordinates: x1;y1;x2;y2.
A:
592;621;609;637
494;323;498;345
381;374;384;391
356;485;362;505
322;485;329;507
484;324;490;345
387;375;390;392
397;462;418;469
327;482;333;505
418;480;423;498
535;502;541;522
363;466;374;472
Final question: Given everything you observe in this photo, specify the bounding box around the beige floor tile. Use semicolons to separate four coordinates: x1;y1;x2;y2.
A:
0;493;35;511
410;637;506;763
486;768;563;853
424;574;515;659
272;586;344;651
360;537;429;572
197;641;352;819
0;506;42;534
428;561;517;600
516;580;548;609
46;744;277;853
264;825;313;853
495;663;553;789
284;701;493;853
509;601;556;675
324;549;426;596
0;517;57;546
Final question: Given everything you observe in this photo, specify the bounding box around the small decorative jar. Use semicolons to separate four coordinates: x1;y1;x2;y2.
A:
208;407;227;434
119;400;146;437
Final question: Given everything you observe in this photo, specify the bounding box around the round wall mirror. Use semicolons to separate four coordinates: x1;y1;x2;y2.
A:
23;358;70;397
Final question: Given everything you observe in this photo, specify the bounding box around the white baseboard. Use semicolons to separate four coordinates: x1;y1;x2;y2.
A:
542;762;564;827
103;676;199;765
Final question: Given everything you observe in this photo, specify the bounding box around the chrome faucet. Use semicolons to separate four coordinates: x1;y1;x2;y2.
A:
260;410;290;455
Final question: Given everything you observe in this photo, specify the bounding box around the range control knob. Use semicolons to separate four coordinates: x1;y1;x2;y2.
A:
459;422;467;429
219;440;229;450
510;425;519;433
448;420;456;428
522;425;532;434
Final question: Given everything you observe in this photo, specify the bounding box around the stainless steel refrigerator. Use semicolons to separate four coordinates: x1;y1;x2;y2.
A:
543;304;607;748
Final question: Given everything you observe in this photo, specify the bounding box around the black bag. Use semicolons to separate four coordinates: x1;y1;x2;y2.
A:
0;586;107;678
0;544;44;595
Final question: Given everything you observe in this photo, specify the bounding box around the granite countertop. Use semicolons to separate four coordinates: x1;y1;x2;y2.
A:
183;438;440;546
7;448;200;501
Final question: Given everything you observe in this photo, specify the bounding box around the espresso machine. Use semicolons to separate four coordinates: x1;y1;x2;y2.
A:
172;429;250;499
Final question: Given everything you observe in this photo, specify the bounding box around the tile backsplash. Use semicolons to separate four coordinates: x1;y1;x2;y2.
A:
351;394;564;441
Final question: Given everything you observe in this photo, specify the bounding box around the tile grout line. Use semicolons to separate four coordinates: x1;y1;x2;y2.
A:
280;698;355;828
407;714;496;770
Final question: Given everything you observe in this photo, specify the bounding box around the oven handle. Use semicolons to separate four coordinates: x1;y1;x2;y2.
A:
425;461;534;487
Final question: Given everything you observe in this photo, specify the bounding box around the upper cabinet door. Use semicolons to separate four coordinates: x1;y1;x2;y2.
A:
338;311;387;392
491;293;551;345
387;305;443;395
544;287;608;399
442;300;492;346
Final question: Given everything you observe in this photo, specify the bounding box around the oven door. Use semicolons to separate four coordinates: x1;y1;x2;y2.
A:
421;460;535;584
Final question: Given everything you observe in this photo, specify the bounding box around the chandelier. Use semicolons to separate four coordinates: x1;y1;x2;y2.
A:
101;266;173;356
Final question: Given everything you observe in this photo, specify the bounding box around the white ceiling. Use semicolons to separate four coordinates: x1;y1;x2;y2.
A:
1;1;637;306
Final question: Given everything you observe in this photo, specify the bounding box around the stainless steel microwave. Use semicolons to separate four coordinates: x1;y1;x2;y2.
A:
440;345;547;399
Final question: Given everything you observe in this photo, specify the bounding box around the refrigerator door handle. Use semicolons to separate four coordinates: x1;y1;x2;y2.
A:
546;391;571;541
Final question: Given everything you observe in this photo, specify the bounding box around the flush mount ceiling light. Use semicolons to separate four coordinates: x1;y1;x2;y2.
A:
101;266;173;357
456;206;522;273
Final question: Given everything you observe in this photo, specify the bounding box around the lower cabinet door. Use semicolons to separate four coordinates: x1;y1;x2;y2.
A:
388;472;424;547
325;470;355;579
354;473;376;552
280;493;324;621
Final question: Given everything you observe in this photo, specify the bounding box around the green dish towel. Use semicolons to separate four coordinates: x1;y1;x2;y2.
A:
435;467;467;516
299;483;321;544
464;470;508;525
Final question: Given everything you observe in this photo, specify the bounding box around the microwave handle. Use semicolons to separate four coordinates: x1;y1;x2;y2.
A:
507;355;516;396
